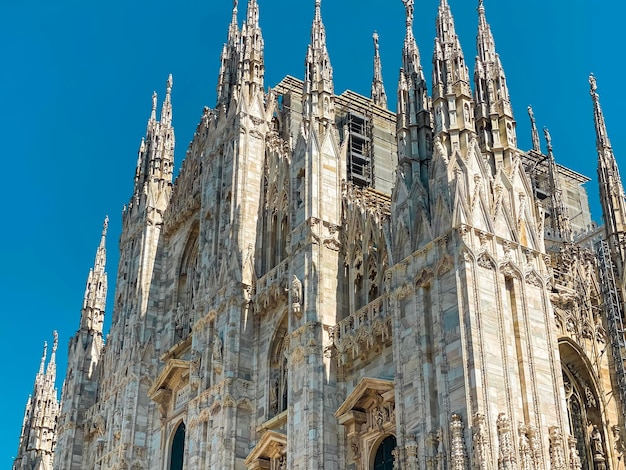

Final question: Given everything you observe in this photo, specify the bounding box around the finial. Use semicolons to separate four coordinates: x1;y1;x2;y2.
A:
315;0;321;19
52;331;58;352
166;74;173;94
478;0;484;9
402;0;414;28
373;31;380;50
151;92;157;112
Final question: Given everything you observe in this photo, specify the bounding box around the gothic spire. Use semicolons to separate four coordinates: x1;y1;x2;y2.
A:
132;77;175;203
543;128;572;241
473;0;516;162
150;91;157;123
302;0;335;127
591;74;612;151
80;216;108;334
246;0;259;26
476;0;495;66
528;106;541;152
591;74;626;277
474;0;510;106
433;0;469;93
46;331;58;381
401;0;422;78
161;74;173;128
397;0;432;189
371;32;388;108
38;340;48;377
14;333;59;470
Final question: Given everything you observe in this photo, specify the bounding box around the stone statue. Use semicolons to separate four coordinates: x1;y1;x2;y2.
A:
269;378;278;414
190;349;202;387
212;334;223;363
591;425;605;456
174;304;185;339
291;275;303;317
544;127;553;152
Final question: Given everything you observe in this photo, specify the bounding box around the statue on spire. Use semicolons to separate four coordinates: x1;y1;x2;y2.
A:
543;127;553;154
528;105;541;152
402;0;414;28
589;73;598;95
371;31;388;108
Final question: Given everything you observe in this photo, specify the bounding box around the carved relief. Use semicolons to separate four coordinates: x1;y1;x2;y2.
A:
331;299;391;366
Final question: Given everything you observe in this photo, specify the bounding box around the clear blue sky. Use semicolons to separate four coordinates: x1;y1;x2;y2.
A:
0;0;623;464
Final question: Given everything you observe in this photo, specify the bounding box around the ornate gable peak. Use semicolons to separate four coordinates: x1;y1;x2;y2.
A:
244;430;287;466
335;377;394;420
148;359;189;400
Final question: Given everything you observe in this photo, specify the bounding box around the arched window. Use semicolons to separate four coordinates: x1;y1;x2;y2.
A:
373;435;396;470
169;422;185;470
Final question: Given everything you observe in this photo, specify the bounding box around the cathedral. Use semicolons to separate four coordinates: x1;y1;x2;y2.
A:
13;0;626;468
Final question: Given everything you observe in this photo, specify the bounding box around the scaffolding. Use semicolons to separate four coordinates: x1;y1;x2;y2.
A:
346;113;372;188
596;240;626;432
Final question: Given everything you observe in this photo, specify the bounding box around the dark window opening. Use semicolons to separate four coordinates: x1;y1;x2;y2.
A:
170;422;186;470
373;435;396;470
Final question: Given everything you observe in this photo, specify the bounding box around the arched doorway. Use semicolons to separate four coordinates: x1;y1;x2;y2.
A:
169;422;185;470
373;435;396;470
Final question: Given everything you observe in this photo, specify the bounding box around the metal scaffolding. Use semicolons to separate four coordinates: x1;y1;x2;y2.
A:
596;240;626;430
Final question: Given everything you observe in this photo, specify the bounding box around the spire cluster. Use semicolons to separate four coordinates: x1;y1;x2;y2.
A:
131;75;175;208
14;332;59;470
217;0;264;108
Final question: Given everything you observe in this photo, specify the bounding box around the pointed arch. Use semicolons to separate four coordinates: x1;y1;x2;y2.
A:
559;338;609;470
